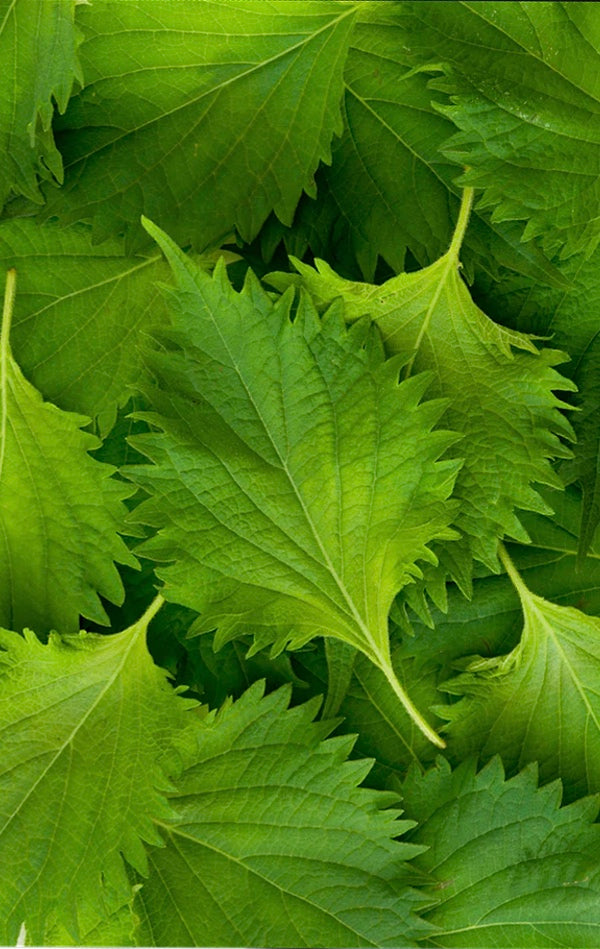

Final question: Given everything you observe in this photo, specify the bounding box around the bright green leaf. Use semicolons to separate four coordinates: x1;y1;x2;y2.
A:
443;545;600;802
0;596;195;945
133;682;431;948
0;219;172;434
270;191;575;570
402;757;600;948
125;220;461;746
43;0;356;249
0;0;81;209
0;270;136;634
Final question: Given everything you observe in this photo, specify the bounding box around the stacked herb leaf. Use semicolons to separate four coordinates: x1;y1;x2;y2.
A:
2;2;600;946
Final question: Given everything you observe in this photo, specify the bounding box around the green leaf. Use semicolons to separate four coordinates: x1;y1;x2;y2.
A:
401;757;600;948
322;638;356;718
296;641;446;786
38;891;138;948
43;0;356;249
396;1;600;261
290;0;566;285
0;0;82;209
0;270;136;634
0;219;172;434
442;545;600;802
133;682;431;948
270;191;575;570
0;596;195;945
474;246;600;557
125;220;461;745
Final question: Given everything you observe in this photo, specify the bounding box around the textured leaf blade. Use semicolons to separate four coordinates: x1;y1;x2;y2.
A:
0;271;136;634
134;682;431;948
475;246;600;557
0;0;81;209
401;757;600;948
44;0;356;249
443;547;600;802
126;220;460;744
0;219;172;434
297;0;566;285
396;1;600;260
0;597;194;945
270;201;575;569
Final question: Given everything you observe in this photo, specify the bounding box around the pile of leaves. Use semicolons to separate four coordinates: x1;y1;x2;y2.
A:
3;1;600;946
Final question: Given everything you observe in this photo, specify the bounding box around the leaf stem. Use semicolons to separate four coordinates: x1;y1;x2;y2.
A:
0;269;16;482
448;187;474;261
497;541;530;602
377;654;446;748
130;592;165;633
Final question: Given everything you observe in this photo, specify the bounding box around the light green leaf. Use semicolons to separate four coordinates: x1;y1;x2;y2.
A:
43;0;356;249
0;270;136;634
396;1;600;261
0;219;172;435
126;220;461;745
442;545;600;802
0;0;82;209
133;682;431;948
0;596;195;945
270;191;575;569
401;757;600;948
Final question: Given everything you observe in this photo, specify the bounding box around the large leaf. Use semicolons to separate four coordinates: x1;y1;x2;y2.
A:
442;544;600;802
0;270;136;634
42;0;356;249
0;0;81;209
125;220;460;745
396;1;600;261
0;596;195;945
133;682;430;948
273;0;564;285
0;219;172;434
401;757;600;948
269;192;575;570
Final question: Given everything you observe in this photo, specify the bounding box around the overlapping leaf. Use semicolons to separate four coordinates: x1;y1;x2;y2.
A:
0;597;195;945
133;682;430;948
0;219;172;433
0;272;136;634
126;220;460;744
396;1;600;261
475;246;600;556
271;0;564;285
0;0;81;210
270;196;575;570
401;757;600;947
43;0;356;249
443;547;600;802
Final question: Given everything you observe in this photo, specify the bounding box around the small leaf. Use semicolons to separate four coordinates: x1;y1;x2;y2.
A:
0;0;82;209
443;545;600;802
